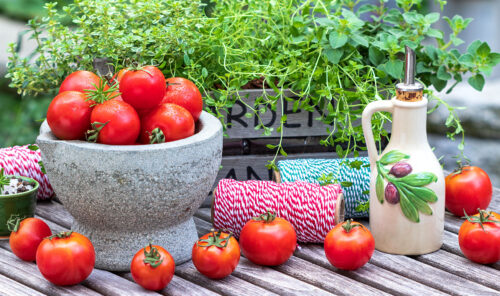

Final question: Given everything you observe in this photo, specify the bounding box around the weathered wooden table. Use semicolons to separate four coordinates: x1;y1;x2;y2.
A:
1;188;500;296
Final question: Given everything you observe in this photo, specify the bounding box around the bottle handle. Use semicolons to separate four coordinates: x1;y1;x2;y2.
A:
362;100;394;164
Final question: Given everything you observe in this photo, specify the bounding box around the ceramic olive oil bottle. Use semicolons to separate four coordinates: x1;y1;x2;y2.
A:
362;46;445;255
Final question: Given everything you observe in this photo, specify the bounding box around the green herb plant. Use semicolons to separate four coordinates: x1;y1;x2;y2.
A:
7;0;500;168
0;168;10;192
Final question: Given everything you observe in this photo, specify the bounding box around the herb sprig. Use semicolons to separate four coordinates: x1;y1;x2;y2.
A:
7;0;500;168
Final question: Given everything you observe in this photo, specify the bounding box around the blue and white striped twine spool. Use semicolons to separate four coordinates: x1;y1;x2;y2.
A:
277;157;371;218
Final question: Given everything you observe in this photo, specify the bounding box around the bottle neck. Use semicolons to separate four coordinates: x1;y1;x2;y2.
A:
390;104;428;147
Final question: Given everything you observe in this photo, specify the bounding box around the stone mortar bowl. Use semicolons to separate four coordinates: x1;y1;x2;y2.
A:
36;111;222;271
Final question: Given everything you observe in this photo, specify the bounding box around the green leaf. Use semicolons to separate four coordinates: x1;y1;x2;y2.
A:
376;174;384;204
468;74;485;91
385;59;404;79
351;34;368;47
398;187;420;223
458;53;475;67
340;181;353;188
324;48;344;64
467;40;482;55
425;12;440;24
437;65;451;81
27;144;39;151
430;75;447;92
402;184;438;203
355;201;370;213
401;186;433;215
476;42;491;58
369;46;385;65
329;31;348;49
400;172;438;187
379;150;410;165
426;29;443;39
202;67;208;78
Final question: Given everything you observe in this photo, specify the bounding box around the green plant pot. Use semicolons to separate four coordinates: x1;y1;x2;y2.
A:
0;176;39;237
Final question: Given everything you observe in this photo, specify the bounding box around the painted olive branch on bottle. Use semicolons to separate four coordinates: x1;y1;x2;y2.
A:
375;150;438;223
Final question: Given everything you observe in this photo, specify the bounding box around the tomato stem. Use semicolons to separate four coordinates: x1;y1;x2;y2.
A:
86;121;109;143
341;219;360;233
463;209;500;231
47;231;73;240
86;78;120;105
6;214;23;232
252;210;276;223
148;128;166;144
143;242;163;268
196;229;232;248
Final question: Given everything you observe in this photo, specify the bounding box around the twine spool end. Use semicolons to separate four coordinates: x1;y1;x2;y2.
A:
273;170;281;183
335;193;345;225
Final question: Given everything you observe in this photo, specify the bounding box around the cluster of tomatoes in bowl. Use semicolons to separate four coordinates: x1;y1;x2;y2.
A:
46;66;202;145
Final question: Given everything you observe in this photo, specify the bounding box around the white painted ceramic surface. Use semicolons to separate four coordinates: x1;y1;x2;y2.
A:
362;97;445;255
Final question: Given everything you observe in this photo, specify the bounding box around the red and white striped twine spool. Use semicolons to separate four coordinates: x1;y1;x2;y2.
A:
0;145;53;200
213;179;343;243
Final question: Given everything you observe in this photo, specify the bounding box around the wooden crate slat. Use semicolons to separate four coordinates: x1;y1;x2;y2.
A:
195;209;442;296
0;246;101;296
121;273;221;296
0;273;47;296
416;249;500;291
219;89;331;139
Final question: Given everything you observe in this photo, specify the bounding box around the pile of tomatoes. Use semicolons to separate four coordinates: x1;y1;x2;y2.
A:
47;67;203;145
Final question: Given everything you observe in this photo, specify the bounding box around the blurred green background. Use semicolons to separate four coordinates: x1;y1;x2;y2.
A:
0;0;68;147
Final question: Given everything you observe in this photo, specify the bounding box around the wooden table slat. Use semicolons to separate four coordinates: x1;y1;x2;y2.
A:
121;273;222;296
417;249;500;291
175;261;279;296
193;216;337;296
34;204;227;296
370;250;499;295
195;209;445;296
0;246;101;296
0;273;47;296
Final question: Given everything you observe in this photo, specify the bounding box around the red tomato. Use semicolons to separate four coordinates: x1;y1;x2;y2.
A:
139;103;195;144
239;211;296;266
36;231;95;286
87;100;140;145
8;217;51;261
324;219;374;270
111;68;129;85
47;91;93;140
131;244;175;291
119;66;166;110
192;230;240;279
59;70;105;94
445;166;492;216
162;77;203;121
459;210;500;264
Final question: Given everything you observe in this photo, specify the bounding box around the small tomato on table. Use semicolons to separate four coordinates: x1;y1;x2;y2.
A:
324;219;375;270
192;229;240;279
36;231;95;286
8;216;51;262
459;209;500;264
445;166;492;216
131;243;175;291
239;211;297;266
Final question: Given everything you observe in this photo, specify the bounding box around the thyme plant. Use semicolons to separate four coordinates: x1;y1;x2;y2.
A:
7;0;499;168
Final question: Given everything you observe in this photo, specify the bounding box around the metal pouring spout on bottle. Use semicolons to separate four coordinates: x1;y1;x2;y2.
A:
362;46;445;255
